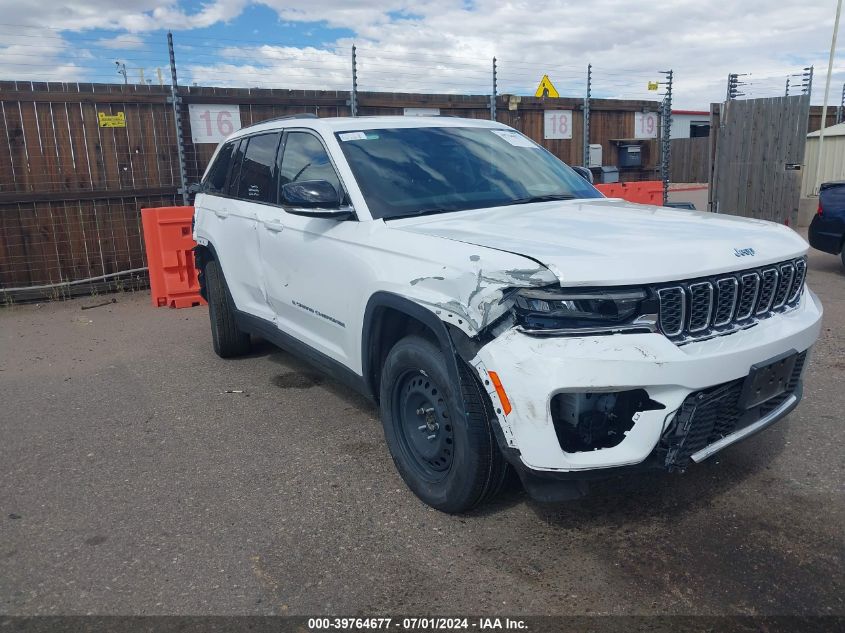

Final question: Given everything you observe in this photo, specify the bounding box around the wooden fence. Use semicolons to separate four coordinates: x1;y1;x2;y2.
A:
0;81;660;299
709;95;810;224
670;137;710;183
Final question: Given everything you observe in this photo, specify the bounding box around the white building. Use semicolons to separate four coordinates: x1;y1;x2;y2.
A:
801;122;845;197
671;110;710;139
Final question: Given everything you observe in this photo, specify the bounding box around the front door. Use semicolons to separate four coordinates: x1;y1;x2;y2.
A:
257;130;367;368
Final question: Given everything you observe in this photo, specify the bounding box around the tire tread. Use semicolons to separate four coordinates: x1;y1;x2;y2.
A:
205;259;251;358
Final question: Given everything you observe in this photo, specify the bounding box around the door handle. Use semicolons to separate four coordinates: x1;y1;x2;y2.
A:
212;209;228;219
263;219;284;233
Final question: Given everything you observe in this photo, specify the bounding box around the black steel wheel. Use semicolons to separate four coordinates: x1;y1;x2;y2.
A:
391;370;455;482
379;335;508;513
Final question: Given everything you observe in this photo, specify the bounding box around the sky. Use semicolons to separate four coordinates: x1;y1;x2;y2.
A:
0;0;842;109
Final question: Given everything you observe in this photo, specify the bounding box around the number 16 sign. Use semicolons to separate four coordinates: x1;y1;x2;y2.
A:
188;104;242;143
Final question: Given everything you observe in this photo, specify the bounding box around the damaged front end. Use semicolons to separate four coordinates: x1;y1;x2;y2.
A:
551;390;666;453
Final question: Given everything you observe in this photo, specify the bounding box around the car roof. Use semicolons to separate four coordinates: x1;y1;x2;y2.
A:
227;115;507;140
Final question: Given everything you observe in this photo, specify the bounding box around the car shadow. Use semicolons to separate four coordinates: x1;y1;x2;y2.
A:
244;336;792;525
525;419;791;527
250;336;375;416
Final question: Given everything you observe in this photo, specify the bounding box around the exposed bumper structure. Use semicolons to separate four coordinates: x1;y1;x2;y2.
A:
472;289;823;474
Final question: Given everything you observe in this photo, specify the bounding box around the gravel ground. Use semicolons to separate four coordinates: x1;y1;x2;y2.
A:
0;242;842;617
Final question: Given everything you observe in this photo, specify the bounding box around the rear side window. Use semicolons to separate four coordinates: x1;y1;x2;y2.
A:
203;141;235;194
235;132;282;203
279;132;342;200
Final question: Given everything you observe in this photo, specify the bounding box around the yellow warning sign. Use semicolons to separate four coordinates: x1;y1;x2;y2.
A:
534;75;560;98
98;112;126;128
647;81;659;91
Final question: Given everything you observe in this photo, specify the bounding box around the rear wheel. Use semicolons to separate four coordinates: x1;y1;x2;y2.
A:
379;335;507;513
205;259;251;358
840;243;845;270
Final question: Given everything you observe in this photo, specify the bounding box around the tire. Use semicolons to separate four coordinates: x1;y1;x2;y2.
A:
379;335;508;513
204;259;251;358
840;244;845;271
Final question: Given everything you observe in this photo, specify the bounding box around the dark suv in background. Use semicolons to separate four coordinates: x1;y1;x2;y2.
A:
809;181;845;269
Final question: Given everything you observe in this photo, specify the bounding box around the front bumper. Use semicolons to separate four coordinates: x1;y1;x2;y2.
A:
472;289;823;473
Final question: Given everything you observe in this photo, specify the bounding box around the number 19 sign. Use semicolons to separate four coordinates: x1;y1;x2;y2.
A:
634;111;658;139
188;105;242;143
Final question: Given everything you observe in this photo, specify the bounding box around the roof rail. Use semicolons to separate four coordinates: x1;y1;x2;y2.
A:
243;113;319;129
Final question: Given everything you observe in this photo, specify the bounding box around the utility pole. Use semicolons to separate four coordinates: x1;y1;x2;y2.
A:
583;63;592;168
115;61;127;84
815;0;842;195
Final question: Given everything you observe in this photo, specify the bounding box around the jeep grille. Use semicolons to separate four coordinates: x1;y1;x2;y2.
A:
656;257;806;344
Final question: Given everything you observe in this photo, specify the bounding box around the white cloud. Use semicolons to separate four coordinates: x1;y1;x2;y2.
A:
0;0;842;107
96;34;147;49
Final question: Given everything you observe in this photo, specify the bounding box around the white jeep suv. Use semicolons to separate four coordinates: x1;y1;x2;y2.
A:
193;115;822;512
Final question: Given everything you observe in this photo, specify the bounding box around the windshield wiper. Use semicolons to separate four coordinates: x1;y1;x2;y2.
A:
503;193;576;206
384;194;577;220
385;206;463;220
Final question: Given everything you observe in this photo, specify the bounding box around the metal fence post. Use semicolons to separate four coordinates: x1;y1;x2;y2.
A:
490;57;497;121
167;32;189;206
583;63;592;167
837;83;845;124
350;45;358;117
803;66;814;97
727;73;737;100
660;69;673;206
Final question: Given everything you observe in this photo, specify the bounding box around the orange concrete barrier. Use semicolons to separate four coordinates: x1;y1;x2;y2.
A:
140;206;205;308
596;181;664;205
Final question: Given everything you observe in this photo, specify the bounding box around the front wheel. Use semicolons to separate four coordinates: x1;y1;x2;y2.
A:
379;335;507;513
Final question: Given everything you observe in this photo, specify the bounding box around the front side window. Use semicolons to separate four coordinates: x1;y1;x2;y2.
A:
203;141;235;194
279;132;342;202
335;126;601;219
235;132;282;203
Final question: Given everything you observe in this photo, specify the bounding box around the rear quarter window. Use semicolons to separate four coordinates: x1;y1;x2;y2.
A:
203;141;235;194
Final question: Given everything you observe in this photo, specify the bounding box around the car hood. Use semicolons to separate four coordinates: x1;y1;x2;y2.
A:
390;198;808;286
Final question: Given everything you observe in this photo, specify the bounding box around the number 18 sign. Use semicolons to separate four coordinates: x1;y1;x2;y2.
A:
188;104;242;143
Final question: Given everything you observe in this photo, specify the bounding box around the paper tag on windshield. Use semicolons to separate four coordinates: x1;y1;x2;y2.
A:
339;131;368;142
491;130;536;148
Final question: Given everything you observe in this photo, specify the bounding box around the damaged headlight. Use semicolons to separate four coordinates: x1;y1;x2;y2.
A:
513;286;658;334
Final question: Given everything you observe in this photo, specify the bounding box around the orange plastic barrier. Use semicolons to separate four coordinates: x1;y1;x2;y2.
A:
140;206;205;308
595;181;664;205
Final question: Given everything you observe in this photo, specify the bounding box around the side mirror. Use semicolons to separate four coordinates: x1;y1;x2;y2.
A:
571;166;594;184
281;180;354;219
282;179;340;207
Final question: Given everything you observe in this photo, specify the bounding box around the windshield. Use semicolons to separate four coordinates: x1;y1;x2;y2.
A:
335;126;602;220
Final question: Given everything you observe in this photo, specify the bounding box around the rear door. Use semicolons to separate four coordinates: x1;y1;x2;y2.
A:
199;134;278;320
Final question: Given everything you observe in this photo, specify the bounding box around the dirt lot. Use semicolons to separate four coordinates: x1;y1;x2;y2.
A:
1;244;843;617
